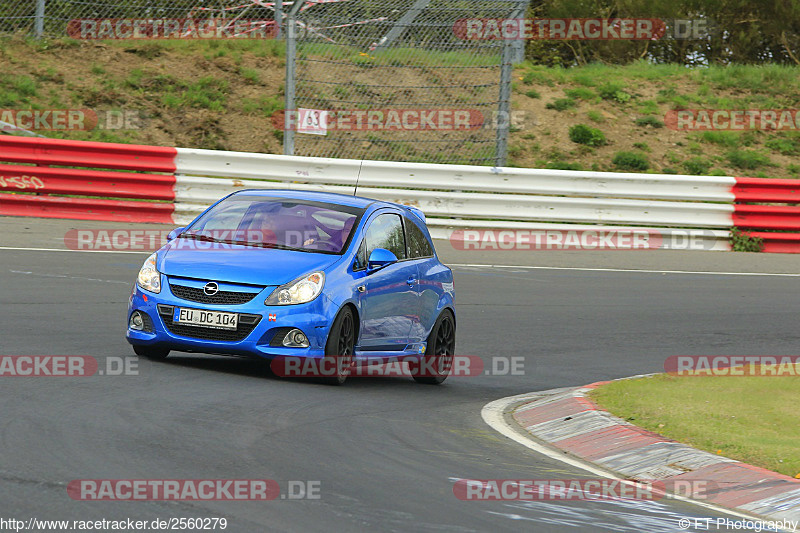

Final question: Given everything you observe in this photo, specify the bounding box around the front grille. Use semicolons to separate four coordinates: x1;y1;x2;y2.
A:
159;308;262;342
170;284;260;305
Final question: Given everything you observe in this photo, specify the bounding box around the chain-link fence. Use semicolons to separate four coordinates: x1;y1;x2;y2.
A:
1;0;526;165
0;1;278;38
284;0;527;166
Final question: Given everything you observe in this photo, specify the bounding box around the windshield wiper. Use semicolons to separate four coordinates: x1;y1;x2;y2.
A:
179;233;312;253
178;233;226;244
227;240;310;253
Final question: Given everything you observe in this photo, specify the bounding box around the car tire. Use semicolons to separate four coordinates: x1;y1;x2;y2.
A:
322;306;355;385
132;345;170;361
412;309;455;385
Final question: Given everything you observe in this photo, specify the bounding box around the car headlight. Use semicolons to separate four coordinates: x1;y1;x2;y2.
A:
265;272;325;305
137;253;161;294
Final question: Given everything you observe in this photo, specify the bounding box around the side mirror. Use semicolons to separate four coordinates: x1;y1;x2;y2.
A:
167;227;186;242
367;248;398;272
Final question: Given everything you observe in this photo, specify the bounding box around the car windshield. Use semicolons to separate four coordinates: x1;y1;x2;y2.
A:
182;195;364;254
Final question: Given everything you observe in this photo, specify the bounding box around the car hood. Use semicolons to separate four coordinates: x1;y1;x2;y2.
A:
158;241;341;286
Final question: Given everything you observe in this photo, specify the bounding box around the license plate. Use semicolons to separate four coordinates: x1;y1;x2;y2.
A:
173;308;238;330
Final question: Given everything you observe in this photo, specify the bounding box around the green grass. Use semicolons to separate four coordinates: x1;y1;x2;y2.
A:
694;130;745;148
0;74;38;106
695;64;800;94
565;87;597;101
765;133;800;155
107;38;286;59
241;95;283;116
726;149;772;170
635;116;664;128
238;67;261;84
587;110;605;123
589;373;800;477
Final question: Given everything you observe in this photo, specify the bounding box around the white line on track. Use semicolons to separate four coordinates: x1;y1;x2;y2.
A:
10;270;130;284
481;394;797;532
1;247;798;277
452;263;800;277
0;246;148;254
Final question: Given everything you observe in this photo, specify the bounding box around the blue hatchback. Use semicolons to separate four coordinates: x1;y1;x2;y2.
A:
126;190;456;384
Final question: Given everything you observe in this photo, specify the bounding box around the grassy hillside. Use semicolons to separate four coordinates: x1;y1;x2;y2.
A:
2;36;800;178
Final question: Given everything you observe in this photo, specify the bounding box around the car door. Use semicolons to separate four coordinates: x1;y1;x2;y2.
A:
403;215;437;345
357;212;420;352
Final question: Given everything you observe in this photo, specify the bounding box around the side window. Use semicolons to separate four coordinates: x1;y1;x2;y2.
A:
405;217;434;258
365;213;407;260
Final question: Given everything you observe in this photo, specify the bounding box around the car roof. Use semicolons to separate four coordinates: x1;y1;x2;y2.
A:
231;189;400;210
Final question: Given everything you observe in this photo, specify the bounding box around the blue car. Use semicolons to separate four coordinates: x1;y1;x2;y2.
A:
126;189;456;385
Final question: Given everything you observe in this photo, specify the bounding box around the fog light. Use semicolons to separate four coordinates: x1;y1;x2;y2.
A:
282;328;309;348
130;311;144;331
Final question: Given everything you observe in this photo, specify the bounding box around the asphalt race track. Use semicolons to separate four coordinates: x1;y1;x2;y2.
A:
2;218;799;532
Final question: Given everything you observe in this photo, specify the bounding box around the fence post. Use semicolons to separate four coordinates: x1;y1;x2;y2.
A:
283;3;302;156
495;40;513;167
275;0;282;39
495;0;529;167
34;0;45;39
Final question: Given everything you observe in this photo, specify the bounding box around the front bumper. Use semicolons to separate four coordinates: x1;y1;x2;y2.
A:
125;277;335;359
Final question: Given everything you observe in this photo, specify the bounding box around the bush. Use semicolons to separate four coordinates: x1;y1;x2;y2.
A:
598;82;631;103
612;151;649;171
729;227;763;253
634;116;664;128
568;124;606;146
683;157;712;175
545;97;576;111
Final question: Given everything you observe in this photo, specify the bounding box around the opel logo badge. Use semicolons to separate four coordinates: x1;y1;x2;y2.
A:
203;282;219;296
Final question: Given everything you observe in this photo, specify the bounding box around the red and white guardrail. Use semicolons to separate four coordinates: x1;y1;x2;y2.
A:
1;136;799;252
